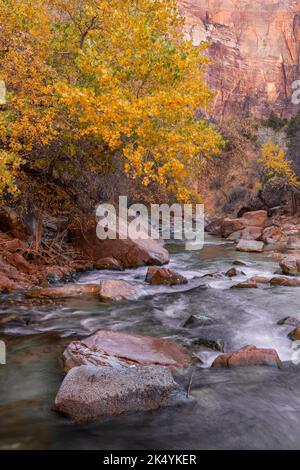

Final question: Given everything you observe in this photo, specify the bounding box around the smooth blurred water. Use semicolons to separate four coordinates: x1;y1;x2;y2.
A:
1;235;300;449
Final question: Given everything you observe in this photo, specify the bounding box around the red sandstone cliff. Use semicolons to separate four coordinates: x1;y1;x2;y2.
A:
180;0;300;118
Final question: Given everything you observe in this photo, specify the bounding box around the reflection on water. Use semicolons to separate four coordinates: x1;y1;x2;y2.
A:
0;236;300;449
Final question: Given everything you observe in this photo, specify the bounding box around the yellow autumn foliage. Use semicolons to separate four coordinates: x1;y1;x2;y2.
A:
0;0;223;201
260;142;298;187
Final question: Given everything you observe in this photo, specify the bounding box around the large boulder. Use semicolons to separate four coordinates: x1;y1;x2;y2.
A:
98;280;138;301
221;218;245;238
211;345;282;369
63;329;193;371
241;210;268;227
145;267;187;286
236;239;264;253
262;226;283;243
26;284;101;299
55;365;181;422
280;258;300;276
71;216;169;268
239;226;263;241
205;218;223;236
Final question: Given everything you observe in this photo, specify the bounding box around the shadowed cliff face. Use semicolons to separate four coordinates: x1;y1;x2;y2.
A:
180;0;300;118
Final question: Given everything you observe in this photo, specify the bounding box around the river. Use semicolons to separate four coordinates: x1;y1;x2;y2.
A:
1;236;300;449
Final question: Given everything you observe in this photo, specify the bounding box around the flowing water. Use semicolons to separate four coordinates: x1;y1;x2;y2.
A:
1;236;300;450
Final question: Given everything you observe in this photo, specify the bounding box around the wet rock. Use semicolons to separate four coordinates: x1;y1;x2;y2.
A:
225;267;237;277
270;277;300;287
145;267;187;286
222;218;245;238
205;218;223;236
63;329;193;371
280;258;300;276
98;280;138;301
248;276;270;284
72;215;170;268
55;365;182;423
192;338;225;352
94;257;123;271
212;345;282;369
183;314;216;328
233;260;247;266
277;316;300;327
236;239;264;253
25;284;101;299
241;211;268;227
288;327;300;341
231;280;258;289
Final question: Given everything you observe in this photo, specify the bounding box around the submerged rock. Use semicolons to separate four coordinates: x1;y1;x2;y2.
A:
233;260;247;266
212;345;282;369
192;337;225;352
183;314;216;328
236;239;264;253
248;276;270;284
277;316;300;327
55;365;181;423
98;280;138;301
145;267;187;286
63;329;193;371
94;257;123;271
26;284;101;299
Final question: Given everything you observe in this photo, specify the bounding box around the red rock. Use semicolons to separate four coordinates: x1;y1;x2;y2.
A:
280;258;300;276
262;226;283;243
248;276;270;284
221;218;245;238
5;239;28;251
211;345;282;369
72;216;170;268
63;329;193;371
145;267;187;286
181;1;300;118
98;280;138;301
94;257;123;271
26;284;101;299
270;277;300;287
240;226;262;241
241;211;268;227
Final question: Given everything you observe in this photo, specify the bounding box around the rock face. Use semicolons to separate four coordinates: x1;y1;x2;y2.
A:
72;215;170;269
55;365;180;422
145;267;188;286
180;0;300;118
63;329;193;371
236;240;264;253
212;345;282;369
